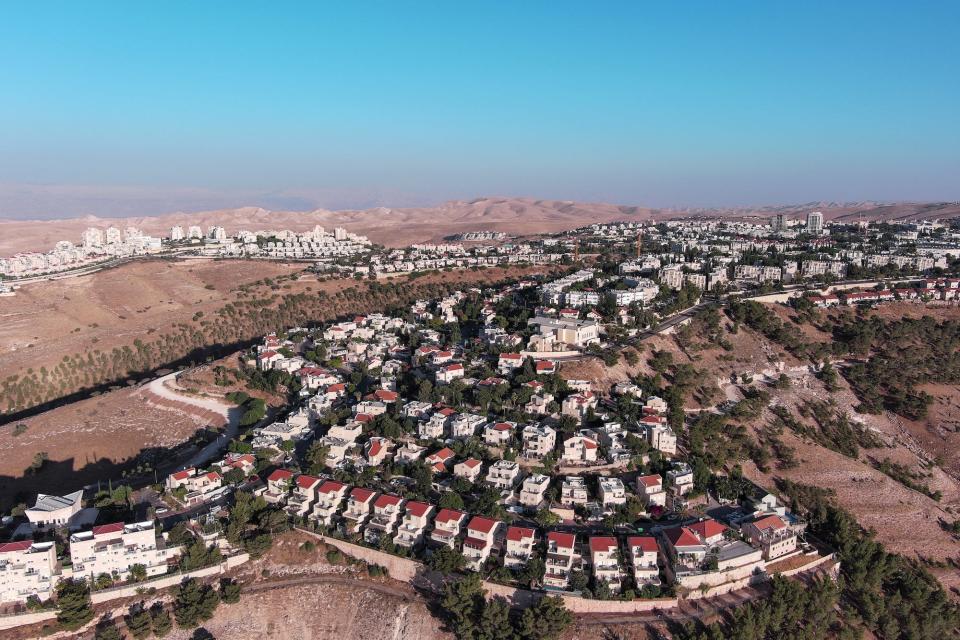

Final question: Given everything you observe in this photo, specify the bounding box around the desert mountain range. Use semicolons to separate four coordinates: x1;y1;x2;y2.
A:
1;197;959;256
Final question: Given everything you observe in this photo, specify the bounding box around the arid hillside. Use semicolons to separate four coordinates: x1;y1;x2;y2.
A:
3;197;959;255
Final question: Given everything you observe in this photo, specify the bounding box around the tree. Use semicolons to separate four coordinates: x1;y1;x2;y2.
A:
305;440;331;473
173;578;220;628
478;597;515;640
429;545;467;573
125;604;153;639
94;616;123;640
129;563;148;582
219;578;242;604
441;573;485;639
518;596;572;640
55;578;94;631
150;603;173;637
518;557;546;589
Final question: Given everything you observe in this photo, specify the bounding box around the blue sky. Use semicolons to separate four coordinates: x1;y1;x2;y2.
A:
0;1;958;216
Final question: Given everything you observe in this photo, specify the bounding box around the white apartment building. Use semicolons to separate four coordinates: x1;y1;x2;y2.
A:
430;509;468;548
0;541;57;604
25;490;85;531
589;537;622;591
560;476;590;506
503;526;536;569
636;474;667;508
648;424;677;455
522;424;556;459
562;432;599;464
453;458;483;483
462;516;502;571
70;521;180;582
342;488;378;534
394;501;435;548
627;536;660;586
598;477;627;507
485;460;521;491
311;480;349;527
544;531;577;589
519;473;551;509
363;494;405;544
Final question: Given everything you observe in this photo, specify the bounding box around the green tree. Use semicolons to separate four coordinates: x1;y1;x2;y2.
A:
441;573;485;639
518;596;572;640
129;563;148;582
124;604;153;639
173;578;220;628
55;578;94;631
479;597;516;640
150;603;172;637
219;578;242;604
429;545;467;574
94;616;123;640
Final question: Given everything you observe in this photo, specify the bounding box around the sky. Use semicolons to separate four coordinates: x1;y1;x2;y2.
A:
0;1;958;217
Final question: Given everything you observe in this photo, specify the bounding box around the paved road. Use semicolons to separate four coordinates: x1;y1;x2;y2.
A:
147;372;243;469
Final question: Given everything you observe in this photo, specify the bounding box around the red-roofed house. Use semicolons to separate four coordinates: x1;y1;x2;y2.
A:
287;475;322;517
742;514;796;560
483;421;516;446
462;516;503;570
263;469;294;504
504;526;536;569
453;457;483;483
663;526;707;573
627;536;660;585
430;509;468;548
395;501;436;548
435;363;465;384
0;540;57;603
257;350;284;370
343;488;378;534
688;519;728;545
364;494;405;543
589;537;622;591
70;521;179;582
425;447;456;473
311;480;349;527
562;433;599;464
373;389;399;403
365;437;393;466
636;474;666;509
535;360;557;375
544;531;577;589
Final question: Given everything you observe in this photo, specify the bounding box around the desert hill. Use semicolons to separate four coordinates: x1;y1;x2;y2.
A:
1;197;959;256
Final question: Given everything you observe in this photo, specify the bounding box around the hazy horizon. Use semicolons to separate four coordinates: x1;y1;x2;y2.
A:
2;2;958;219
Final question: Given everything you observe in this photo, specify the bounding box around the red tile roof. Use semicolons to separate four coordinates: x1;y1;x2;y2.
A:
171;468;195;481
374;389;399;402
434;508;466;526
689;519;727;540
267;469;293;483
467;516;499;535
0;540;35;553
318;480;346;495
750;514;786;532
374;494;403;509
627;536;658;553
349;487;376;502
92;522;125;536
665;527;703;548
296;475;320;489
637;474;662;488
589;536;618;553
506;526;535;542
547;531;576;549
405;501;432;518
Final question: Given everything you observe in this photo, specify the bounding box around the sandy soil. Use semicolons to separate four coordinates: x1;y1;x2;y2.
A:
0;258;303;379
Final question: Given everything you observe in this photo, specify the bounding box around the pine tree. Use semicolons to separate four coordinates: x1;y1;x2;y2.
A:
55;578;94;631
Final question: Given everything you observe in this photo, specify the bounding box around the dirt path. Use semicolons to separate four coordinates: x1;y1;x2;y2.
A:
244;574;417;601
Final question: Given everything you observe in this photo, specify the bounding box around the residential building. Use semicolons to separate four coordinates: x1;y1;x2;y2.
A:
522;424;556;459
394;501;435;548
627;536;660;586
561;392;597;423
425;447;456;473
0;541;57;604
312;480;349;527
430;509;468;548
560;476;589;506
483;421;515;447
636;474;667;508
503;526;537;569
462;516;502;571
486;460;521;491
544;531;577;589
589;537;622;591
287;475;321;517
364;494;405;544
742;514;797;560
70;521;180;582
806;211;824;234
450;413;486;439
342;488;378;534
453;458;483;483
598;477;627;507
648;424;677;455
519;474;551;509
562;432;598;464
